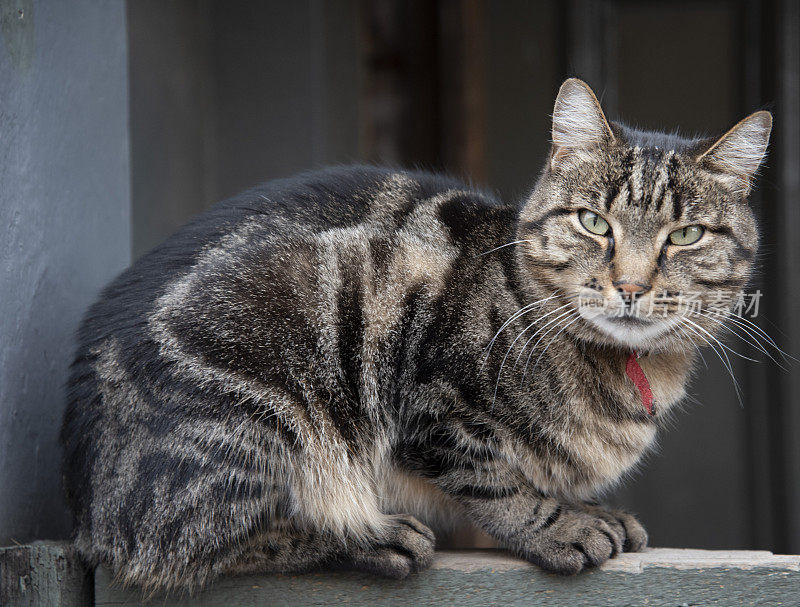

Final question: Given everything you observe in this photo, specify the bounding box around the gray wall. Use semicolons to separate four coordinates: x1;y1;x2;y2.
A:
0;0;130;545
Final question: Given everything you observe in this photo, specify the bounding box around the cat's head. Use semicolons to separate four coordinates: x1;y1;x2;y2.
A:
518;78;771;352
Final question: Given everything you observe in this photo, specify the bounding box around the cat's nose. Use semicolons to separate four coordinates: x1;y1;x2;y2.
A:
613;280;651;296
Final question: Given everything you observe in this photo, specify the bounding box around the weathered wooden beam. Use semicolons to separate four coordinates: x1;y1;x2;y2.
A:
438;0;488;184
0;541;92;607
95;548;800;607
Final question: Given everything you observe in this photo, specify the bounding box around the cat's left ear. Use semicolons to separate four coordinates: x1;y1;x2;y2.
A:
696;111;772;195
550;78;615;169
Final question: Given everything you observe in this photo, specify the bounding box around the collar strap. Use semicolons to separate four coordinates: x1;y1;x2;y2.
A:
626;351;654;415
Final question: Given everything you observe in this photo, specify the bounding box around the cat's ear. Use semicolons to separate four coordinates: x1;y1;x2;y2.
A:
696;111;772;195
550;78;614;169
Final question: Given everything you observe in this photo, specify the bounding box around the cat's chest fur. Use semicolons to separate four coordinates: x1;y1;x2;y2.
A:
386;351;690;528
496;345;692;499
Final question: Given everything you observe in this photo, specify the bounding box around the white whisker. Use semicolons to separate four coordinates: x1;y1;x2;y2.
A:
673;322;709;369
481;292;561;367
478;239;538;256
512;309;576;369
679;318;744;407
526;312;583;381
682;316;759;363
490;303;574;406
695;310;787;370
716;310;796;363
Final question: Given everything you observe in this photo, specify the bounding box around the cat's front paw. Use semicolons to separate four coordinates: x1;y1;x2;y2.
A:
349;514;436;579
521;505;647;575
583;505;648;553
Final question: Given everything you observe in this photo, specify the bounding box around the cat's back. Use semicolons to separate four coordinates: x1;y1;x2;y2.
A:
76;165;503;342
65;165;512;429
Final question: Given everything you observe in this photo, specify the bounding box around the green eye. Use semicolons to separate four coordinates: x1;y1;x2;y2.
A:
668;225;705;246
578;209;610;236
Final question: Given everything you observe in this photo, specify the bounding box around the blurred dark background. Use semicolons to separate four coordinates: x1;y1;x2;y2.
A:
1;0;798;555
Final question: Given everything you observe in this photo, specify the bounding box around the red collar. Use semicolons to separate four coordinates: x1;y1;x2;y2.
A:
626;351;654;415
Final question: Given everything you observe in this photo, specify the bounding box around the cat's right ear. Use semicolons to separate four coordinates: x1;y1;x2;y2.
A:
550;78;614;169
695;111;772;195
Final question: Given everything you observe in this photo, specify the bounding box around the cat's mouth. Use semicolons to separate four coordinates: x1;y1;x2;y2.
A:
604;315;655;326
577;306;678;348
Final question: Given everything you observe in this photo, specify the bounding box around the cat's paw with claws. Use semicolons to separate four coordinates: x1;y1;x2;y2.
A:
349;514;436;579
582;504;648;553
523;505;647;575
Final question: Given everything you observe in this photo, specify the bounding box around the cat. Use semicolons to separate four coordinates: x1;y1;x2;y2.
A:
61;78;772;593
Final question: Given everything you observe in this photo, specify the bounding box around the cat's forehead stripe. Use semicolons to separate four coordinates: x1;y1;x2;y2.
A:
649;152;671;210
628;147;644;204
605;145;685;220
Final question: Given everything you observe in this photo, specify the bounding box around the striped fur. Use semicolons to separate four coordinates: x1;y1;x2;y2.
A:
61;80;770;593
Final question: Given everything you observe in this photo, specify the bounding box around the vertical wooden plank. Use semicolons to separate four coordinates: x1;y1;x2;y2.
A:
358;0;439;166
745;0;800;556
775;0;800;552
483;0;560;199
320;0;362;164
210;1;317;197
128;0;216;259
740;0;778;553
564;0;618;115
129;1;363;258
310;0;328;167
438;0;488;182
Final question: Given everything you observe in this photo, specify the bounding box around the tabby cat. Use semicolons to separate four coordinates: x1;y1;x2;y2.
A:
61;79;772;593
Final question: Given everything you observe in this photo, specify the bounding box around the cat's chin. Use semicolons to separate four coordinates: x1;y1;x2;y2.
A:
578;308;679;350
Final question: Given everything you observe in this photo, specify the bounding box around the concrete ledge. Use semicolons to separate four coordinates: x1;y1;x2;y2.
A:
95;548;800;607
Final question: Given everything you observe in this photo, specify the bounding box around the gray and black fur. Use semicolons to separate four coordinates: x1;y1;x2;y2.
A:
61;79;773;593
